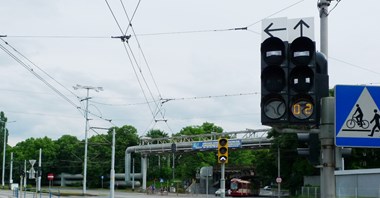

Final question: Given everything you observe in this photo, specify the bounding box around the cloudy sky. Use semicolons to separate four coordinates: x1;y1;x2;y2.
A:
1;0;379;146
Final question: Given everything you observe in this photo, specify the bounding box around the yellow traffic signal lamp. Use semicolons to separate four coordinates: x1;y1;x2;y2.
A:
218;138;228;163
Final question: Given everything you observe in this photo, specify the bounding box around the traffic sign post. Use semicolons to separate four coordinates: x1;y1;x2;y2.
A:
48;173;54;190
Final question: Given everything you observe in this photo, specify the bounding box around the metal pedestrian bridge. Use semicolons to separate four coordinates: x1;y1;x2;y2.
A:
124;128;273;190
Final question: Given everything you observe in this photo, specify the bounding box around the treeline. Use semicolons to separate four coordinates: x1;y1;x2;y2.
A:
1;119;379;194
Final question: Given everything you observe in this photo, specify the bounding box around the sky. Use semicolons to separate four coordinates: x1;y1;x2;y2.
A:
1;0;380;146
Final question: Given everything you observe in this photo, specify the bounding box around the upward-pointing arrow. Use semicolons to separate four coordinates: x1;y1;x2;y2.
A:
293;19;310;37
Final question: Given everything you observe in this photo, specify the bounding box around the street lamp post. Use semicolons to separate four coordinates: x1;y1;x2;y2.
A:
0;119;16;189
73;84;103;195
1;120;6;189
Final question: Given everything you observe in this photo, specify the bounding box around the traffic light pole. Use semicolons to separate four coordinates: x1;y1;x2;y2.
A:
220;163;225;198
319;0;335;197
320;97;335;198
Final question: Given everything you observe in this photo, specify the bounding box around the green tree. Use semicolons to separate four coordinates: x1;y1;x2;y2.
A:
54;135;82;174
87;133;110;187
0;112;8;158
145;129;170;180
11;136;58;185
108;125;139;173
174;122;223;180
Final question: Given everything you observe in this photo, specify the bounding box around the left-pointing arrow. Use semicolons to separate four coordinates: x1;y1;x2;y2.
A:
264;23;287;37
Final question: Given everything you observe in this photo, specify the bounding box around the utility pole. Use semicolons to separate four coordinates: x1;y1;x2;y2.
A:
318;1;335;197
320;97;335;198
1;120;6;189
319;0;329;56
9;152;13;185
1;119;15;189
37;148;42;193
73;84;103;195
110;128;115;198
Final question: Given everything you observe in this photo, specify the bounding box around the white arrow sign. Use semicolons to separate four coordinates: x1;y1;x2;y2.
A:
262;17;314;42
288;17;314;42
262;17;287;41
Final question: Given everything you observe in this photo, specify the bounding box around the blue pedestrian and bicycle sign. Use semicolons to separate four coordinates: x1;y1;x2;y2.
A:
335;85;380;147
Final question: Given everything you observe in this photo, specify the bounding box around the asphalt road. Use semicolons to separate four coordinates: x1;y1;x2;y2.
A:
0;189;266;198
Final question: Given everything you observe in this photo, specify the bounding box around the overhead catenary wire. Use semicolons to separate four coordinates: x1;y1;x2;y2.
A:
246;0;306;27
0;42;80;111
0;38;116;126
119;0;170;128
0;38;81;101
104;0;173;133
120;0;142;35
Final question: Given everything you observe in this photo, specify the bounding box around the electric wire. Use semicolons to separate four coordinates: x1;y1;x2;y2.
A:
328;0;342;15
0;38;116;126
0;42;80;111
118;0;171;131
135;27;248;37
105;0;171;132
3;0;305;40
0;38;81;101
120;0;142;35
121;42;156;119
161;92;259;103
329;56;380;76
247;0;306;27
104;0;124;34
5;35;110;39
119;1;169;128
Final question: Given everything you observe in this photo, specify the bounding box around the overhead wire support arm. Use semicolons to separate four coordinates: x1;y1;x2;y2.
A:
0;35;6;37
111;35;131;42
233;27;248;31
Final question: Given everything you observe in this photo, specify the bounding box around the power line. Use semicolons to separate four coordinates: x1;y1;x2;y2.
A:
246;0;306;27
161;92;260;103
329;56;380;76
0;38;116;125
105;0;172;132
120;0;142;35
4;35;110;39
0;42;80;110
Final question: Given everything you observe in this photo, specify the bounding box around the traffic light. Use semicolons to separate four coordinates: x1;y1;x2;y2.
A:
288;37;329;125
171;143;176;153
261;37;289;125
260;36;328;126
297;133;320;165
217;138;228;163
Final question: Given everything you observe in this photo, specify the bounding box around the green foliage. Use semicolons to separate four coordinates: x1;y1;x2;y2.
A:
0;111;9;155
6;119;377;194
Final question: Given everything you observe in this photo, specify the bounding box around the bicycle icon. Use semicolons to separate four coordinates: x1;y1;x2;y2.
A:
346;115;370;129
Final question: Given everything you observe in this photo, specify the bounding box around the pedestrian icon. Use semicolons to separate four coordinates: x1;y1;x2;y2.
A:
369;109;380;137
335;85;380;147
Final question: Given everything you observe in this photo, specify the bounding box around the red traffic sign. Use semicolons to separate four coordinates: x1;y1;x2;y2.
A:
47;173;54;181
276;177;282;184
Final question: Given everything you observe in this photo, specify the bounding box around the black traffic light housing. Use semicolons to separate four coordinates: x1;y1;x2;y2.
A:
288;37;317;124
261;37;289;125
288;37;329;125
260;36;329;127
217;138;228;163
297;133;320;165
